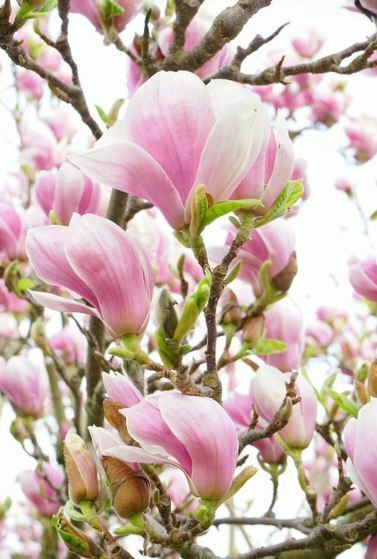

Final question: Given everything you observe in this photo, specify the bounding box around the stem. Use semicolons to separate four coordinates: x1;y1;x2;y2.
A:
45;360;66;459
39;517;59;559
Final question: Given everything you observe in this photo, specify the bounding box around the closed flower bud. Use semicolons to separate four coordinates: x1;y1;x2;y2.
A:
221;289;242;327
271;252;298;293
102;456;150;518
103;399;131;443
55;509;103;558
367;360;377;398
63;433;99;504
157;289;178;339
242;315;265;345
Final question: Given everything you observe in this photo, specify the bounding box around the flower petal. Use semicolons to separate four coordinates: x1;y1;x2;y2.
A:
122;398;192;474
29;291;99;317
65;214;153;336
124;70;215;203
159;393;239;499
26;225;98;305
70;142;185;229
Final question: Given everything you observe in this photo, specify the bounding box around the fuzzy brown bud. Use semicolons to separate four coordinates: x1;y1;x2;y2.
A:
367;360;377;398
221;289;242;327
102;457;150;518
242;315;265;345
103;399;131;443
271;252;298;292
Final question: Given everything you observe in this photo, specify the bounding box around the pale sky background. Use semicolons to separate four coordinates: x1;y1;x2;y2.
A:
1;0;377;557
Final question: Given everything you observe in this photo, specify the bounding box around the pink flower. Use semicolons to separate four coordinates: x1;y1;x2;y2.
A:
20;119;61;171
17;70;44;98
42;107;77;141
26;213;153;338
231;111;295;211
0;356;47;417
19;464;64;517
224;392;285;464
49;325;87;365
349;258;377;302
343;399;377;507
291;29;324;59
35;163;106;225
0;314;18;339
251;365;317;450
91;392;239;500
70;0;142;32
345;116;377;162
102;372;142;407
0;280;27;313
0;203;46;261
306;321;334;347
305;88;348;127
70;71;268;230
213;220;296;297
263;298;304;372
64;433;99;503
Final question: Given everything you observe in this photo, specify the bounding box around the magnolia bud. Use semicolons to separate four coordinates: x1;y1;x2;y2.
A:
157;289;178;339
367;360;377;398
242;315;265;345
63;433;99;504
355;379;369;405
55;509;103;558
102;457;150;518
271;252;298;292
103;399;131;443
221;289;242;327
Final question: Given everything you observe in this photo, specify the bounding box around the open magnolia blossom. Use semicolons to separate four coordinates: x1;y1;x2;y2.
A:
25;213;153;338
91;391;239;501
70;70;277;229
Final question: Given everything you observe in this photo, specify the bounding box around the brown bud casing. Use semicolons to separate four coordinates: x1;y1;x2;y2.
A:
367;360;377;398
221;290;242;327
242;315;265;345
102;457;150;518
103;399;131;443
63;434;99;504
271;252;298;293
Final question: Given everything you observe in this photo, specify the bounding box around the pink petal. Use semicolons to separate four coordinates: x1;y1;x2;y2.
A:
29;291;99;317
65;214;153;336
25;225;98;305
70;141;185;229
124;70;215;203
159;393;239;499
55;163;85;224
122;398;192;474
34;171;56;216
186;101;268;219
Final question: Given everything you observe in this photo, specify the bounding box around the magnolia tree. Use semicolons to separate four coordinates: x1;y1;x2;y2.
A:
2;0;377;558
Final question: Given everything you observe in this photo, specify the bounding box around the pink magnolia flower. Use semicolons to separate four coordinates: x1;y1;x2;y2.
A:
0;204;46;262
102;372;142;406
0;280;27;313
19;464;64;517
349;258;377;302
251;365;317;450
49;325;87;365
305;321;334;347
263;298;304;372
70;71;268;230
64;433;99;503
16;70;44;98
0;314;18;339
231;110;294;211
42;107;77;141
0;356;47;417
26;213;153;338
304;88;348;127
213;220;296;298
91;392;239;500
20;119;61;171
224;392;285;464
35;163;106;225
291;29;324;59
343;399;377;507
344;116;377;162
70;0;142;32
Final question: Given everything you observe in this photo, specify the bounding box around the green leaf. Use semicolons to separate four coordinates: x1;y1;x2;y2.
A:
189;185;208;238
326;388;359;417
253;338;286;355
224;260;242;285
202;199;262;229
255;179;304;227
107;98;125;127
95;104;109;125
